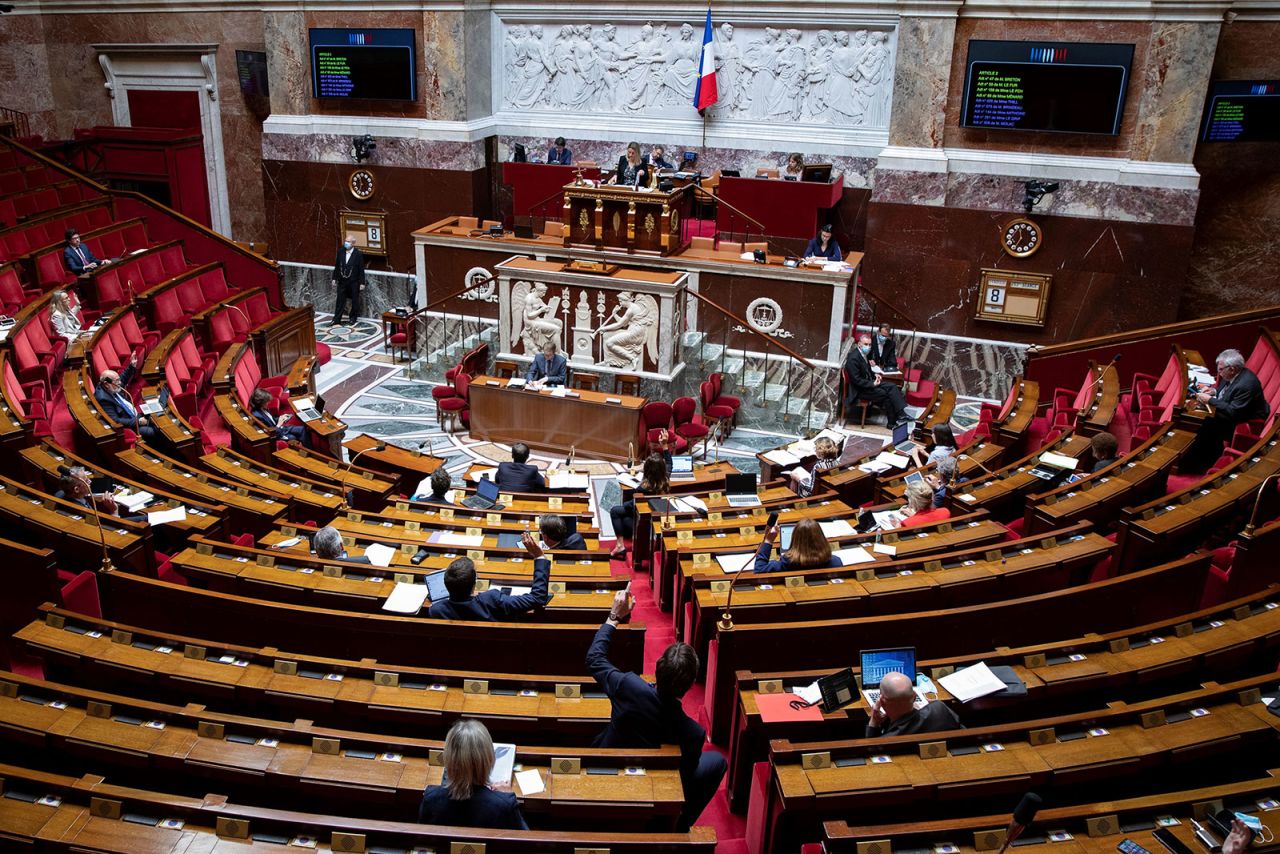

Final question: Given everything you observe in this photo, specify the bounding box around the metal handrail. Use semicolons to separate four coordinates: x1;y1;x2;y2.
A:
421;273;499;314
684;288;815;369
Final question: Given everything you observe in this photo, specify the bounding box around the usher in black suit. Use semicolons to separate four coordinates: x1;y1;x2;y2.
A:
331;244;366;324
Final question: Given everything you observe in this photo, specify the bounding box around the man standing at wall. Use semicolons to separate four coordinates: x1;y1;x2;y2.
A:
331;232;366;326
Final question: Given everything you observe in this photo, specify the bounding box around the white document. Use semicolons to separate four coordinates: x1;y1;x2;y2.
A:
146;506;187;526
437;533;484;547
1039;451;1079;471
549;386;568;398
514;768;545;795
938;661;1008;703
617;474;640;489
871;510;905;530
872;542;898;557
792;681;823;705
716;552;755;574
115;490;154;513
363;543;397;567
548;471;589;490
858;461;892;474
292;396;314;411
506;378;527;388
875;451;910;468
382;582;428;614
833;546;875;565
491;743;517;785
467;467;499;483
764;449;803;466
682;496;708;514
815;428;848;444
605;397;623;404
871;365;884;375
818;520;855;538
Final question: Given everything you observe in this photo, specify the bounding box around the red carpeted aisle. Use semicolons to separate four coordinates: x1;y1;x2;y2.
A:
606;544;746;850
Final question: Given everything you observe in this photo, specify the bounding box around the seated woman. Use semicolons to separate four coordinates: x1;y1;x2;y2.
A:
784;152;804;178
417;719;527;830
803;224;842;262
49;289;83;345
887;481;951;530
608;432;673;559
248;388;307;444
787;435;840;498
909;424;957;468
1089;431;1120;473
754;517;843;574
413;469;453;505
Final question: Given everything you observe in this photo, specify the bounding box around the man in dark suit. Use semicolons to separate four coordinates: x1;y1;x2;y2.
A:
547;136;572;165
526;341;567;386
645;145;673;170
844;333;909;428
64;228;107;275
330;233;366;326
587;591;726;831
870;323;897;373
427;532;551;620
866;671;962;738
539;513;586;551
94;358;161;444
412;469;453;505
314;525;372;564
1184;348;1271;472
495;443;545;492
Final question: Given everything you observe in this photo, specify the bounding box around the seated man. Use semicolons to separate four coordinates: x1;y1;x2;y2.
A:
646;145;673;170
495;442;545;492
539;513;586;550
866;671;961;738
588;591;726;831
1090;431;1120;473
427;532;551;620
64;228;107;275
56;467;145;523
314;525;370;564
526;341;567;386
413;469;453;505
844;332;909;428
1184;348;1271;472
547;136;572;165
94;357;161;445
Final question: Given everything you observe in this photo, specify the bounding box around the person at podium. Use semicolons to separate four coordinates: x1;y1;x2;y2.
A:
526;341;567;386
547;136;572;165
784;152;804;179
610;141;650;188
804;223;843;262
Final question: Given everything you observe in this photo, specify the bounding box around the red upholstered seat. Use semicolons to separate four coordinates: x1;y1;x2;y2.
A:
641;400;686;454
59;571;102;618
709;372;741;411
438;372;471;431
315;342;332;366
673;396;709;457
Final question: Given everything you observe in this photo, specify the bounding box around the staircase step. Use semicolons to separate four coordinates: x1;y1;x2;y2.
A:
699;343;725;363
762;382;789;402
720;355;745;376
741;369;767;389
682;331;706;349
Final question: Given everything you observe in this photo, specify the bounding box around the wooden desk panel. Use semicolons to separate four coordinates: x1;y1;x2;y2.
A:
469;376;646;461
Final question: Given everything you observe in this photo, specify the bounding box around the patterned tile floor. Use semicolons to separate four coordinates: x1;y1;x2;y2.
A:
313;314;973;536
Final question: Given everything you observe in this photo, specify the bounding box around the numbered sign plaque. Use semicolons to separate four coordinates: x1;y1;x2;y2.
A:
975;268;1051;327
339;210;387;257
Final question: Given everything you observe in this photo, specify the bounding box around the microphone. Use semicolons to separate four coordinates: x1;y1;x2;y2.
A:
1243;473;1280;536
995;792;1042;854
958;453;1000;479
1085;353;1123;399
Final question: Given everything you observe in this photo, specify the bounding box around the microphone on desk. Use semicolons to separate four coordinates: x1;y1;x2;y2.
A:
1085;353;1123;398
1243;473;1280;536
958;453;1000;479
995;792;1042;854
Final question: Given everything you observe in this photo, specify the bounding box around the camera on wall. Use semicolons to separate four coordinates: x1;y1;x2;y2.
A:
1022;180;1060;213
351;134;376;162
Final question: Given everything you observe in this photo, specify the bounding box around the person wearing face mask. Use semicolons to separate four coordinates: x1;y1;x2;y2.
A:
844;332;909;428
870;323;897;372
330;233;367;326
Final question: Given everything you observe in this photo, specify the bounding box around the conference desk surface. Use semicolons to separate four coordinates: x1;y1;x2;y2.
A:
468;375;647;462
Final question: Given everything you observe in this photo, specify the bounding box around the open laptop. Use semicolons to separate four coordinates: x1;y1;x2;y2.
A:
462;476;501;510
670;454;694;481
724;472;761;508
859;646;918;705
296;394;325;423
139;385;169;416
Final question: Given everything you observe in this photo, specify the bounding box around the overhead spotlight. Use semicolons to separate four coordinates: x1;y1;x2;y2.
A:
351;134;376;162
1022;180;1060;213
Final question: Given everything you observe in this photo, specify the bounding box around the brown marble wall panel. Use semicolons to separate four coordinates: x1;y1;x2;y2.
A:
1184;21;1280;319
862;200;1194;345
697;270;844;362
420;242;508;319
262;159;491;273
0;15;56;138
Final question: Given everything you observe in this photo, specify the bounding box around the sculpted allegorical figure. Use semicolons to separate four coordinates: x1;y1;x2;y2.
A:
764;28;806;120
715;23;743;113
594;23;635;111
509;281;564;355
509;24;552;109
658;23;700;105
595;291;659;370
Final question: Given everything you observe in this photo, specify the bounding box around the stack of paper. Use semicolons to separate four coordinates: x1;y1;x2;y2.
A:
514;768;545;795
549;386;569;398
937;661;1007;702
715;553;754;574
506;378;527;388
382;582;428;614
832;546;875;565
875;451;910;468
763;449;803;466
682;496;708;514
467;467;499;483
116;490;154;513
146;506;187;526
548;471;589;490
363;543;397;567
1039;451;1078;471
818;519;855;538
430;532;484;547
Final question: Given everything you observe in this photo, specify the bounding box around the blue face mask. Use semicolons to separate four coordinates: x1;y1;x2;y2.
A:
343;241;353;250
859;344;871;355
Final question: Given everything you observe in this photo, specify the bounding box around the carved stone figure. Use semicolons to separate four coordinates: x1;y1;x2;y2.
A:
509;281;564;354
508;24;552;109
716;23;743;111
595;291;659;370
658;22;699;106
765;29;806;120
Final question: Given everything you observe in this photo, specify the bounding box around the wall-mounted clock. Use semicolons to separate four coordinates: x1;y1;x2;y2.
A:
348;169;376;201
1001;217;1043;258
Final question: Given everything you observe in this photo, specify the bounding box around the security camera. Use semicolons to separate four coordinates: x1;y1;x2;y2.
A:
351;134;376;162
1022;180;1060;213
0;4;14;12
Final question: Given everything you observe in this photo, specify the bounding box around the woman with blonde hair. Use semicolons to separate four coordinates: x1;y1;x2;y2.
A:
417;719;527;829
888;480;951;530
49;289;83;345
788;435;840;497
754;517;843;574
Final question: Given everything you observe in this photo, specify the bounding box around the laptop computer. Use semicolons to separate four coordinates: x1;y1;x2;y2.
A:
462;477;501;510
859;646;918;705
296;394;325;423
670;455;694;481
724;473;761;508
422;569;451;603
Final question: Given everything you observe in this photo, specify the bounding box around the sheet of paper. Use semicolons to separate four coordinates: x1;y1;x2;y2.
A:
548;472;589;490
682;496;708;514
491;743;516;785
433;533;484;547
715;552;755;574
549;386;568;398
1039;451;1079;471
506;378;527;388
116;490;154;512
363;543;397;567
815;428;848;444
793;681;823;705
871;510;904;530
382;582;428;614
875;451;910;468
818;520;855;538
938;661;1008;703
146;506;187;526
467;467;499;483
617;474;640;489
858;461;892;474
872;542;897;556
412;475;434;497
833;546;875;565
293;396;314;410
764;449;804;466
755;691;824;723
514;768;545;795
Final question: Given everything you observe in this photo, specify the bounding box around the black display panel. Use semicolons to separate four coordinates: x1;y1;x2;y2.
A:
236;50;269;98
961;40;1135;135
309;28;416;101
1200;81;1280;142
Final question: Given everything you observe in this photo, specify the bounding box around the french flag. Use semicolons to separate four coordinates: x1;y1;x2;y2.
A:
694;7;718;113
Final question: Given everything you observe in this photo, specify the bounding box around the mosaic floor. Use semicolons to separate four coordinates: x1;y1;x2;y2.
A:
313;314;974;536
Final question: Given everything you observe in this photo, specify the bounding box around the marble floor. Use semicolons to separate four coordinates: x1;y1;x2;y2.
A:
313;314;973;536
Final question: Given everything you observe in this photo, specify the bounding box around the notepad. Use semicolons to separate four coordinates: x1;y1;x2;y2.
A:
833;546;875;565
383;582;428;614
363;543;397;567
146;506;187;526
715;553;754;574
938;661;1007;703
818;520;855;538
515;768;545;795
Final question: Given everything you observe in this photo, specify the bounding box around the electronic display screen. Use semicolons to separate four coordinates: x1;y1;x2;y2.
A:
1200;81;1280;142
961;40;1134;135
309;28;416;101
235;50;269;98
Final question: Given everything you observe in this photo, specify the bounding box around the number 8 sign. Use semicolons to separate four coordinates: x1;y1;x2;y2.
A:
987;287;1005;306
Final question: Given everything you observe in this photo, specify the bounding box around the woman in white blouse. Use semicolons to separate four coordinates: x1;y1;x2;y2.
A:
49;289;83;345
